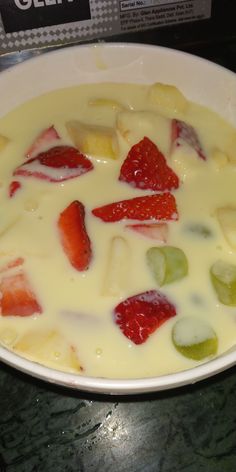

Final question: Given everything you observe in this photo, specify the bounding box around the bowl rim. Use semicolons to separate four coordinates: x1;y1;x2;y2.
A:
1;342;236;394
0;42;236;394
2;40;236;78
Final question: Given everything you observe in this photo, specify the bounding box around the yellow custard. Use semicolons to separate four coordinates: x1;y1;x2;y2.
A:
0;82;236;379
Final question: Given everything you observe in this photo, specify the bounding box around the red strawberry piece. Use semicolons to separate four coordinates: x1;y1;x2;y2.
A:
171;119;206;160
92;193;178;223
119;137;179;191
126;222;168;241
0;271;42;317
9;180;22;198
58;200;92;271
0;257;24;274
26;125;60;159
114;290;176;344
14;146;93;183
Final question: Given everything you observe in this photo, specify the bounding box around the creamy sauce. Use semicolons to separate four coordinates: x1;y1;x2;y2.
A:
0;82;236;379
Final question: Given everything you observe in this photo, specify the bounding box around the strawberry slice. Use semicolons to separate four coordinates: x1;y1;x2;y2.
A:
92;193;178;223
171;119;206;160
119;137;179;191
126;223;168;241
9;180;22;198
26;125;60;159
14;146;93;183
58;200;92;271
0;271;42;317
114;290;176;344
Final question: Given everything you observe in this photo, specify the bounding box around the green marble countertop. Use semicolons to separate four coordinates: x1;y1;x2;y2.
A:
0;39;236;471
1;363;236;471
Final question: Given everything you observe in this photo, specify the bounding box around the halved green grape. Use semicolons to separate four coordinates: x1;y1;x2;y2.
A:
210;260;236;306
146;246;188;286
172;317;218;360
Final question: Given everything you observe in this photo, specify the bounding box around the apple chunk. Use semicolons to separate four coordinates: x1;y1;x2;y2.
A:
14;330;82;372
148;83;188;115
66;120;119;160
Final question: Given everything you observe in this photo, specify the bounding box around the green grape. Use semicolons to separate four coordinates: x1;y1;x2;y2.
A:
146;246;188;286
172;317;218;360
210;260;236;306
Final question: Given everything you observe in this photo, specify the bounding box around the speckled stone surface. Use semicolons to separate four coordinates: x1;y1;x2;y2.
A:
1;40;236;472
1;363;236;471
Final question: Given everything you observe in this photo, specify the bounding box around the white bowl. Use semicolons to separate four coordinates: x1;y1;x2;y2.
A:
0;43;236;395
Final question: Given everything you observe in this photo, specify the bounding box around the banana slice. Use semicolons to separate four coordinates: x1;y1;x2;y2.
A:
66;120;119;160
14;330;81;372
102;236;130;297
148;83;188;115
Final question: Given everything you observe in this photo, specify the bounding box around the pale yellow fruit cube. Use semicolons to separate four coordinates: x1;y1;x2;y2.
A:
66;120;119;160
148;83;188;115
102;236;130;297
14;330;81;372
116;110;170;155
0;134;9;152
217;207;236;249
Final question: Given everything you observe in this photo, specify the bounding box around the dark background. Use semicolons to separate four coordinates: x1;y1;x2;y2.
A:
0;0;91;33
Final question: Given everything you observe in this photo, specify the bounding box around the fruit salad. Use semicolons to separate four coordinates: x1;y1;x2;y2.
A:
0;81;236;379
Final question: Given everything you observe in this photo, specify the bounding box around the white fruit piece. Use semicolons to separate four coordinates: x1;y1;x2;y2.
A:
14;330;81;372
217;207;236;249
0;134;9;153
116;110;170;154
147;83;188;115
102;236;130;297
88;98;125;111
66;120;119;160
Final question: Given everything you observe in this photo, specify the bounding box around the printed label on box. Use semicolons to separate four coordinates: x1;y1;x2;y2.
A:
119;0;211;32
0;0;212;54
